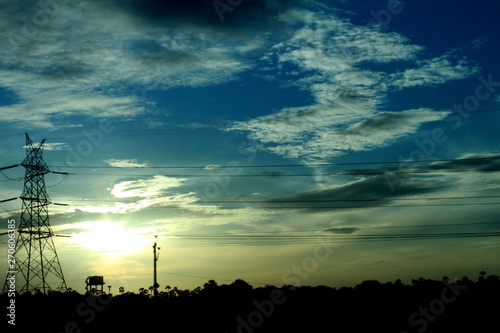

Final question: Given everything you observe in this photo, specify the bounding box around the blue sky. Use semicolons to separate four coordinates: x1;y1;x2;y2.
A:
1;0;500;293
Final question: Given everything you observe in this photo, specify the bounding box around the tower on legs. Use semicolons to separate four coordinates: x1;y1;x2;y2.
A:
2;134;67;294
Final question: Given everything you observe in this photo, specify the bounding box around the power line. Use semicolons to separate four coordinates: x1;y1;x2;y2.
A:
50;195;500;204
0;204;12;214
39;167;500;178
47;173;69;188
0;198;18;214
44;194;500;211
0;168;22;181
149;231;500;246
42;201;500;211
45;156;500;170
234;231;499;242
150;219;500;245
3;229;499;251
1;221;499;254
170;221;500;236
165;231;500;240
0;198;18;203
339;221;500;230
2;221;497;241
0;177;23;182
0;165;19;171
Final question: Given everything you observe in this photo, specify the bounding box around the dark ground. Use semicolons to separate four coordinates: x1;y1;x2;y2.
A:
2;275;499;333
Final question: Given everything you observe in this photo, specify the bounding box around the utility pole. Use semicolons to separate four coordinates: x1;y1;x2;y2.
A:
153;235;160;297
2;134;67;294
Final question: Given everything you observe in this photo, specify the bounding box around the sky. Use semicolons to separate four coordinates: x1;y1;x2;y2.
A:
1;0;500;294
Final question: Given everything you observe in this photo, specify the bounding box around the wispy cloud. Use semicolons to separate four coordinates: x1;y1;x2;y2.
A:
104;159;149;168
24;142;68;151
229;107;450;161
342;152;500;177
322;226;359;234
264;173;450;212
110;175;186;198
0;0;298;129
204;165;223;170
65;174;275;230
229;11;478;162
390;54;479;88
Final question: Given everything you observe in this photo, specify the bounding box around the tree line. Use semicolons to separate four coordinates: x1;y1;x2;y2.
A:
2;271;498;333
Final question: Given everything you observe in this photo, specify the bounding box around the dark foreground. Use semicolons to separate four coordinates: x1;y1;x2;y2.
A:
2;275;499;333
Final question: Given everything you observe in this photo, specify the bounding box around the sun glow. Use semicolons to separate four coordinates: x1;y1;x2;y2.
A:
68;221;152;257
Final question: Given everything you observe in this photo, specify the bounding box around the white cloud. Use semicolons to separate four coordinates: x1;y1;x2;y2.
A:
204;165;222;170
0;1;259;128
104;159;149;168
66;174;275;229
251;109;449;161
0;3;480;159
229;11;477;162
24;142;68;151
390;55;480;88
277;13;422;73
0;87;148;129
111;175;185;198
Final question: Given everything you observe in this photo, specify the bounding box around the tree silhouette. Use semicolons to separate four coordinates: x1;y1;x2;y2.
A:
6;273;500;333
191;286;201;295
172;286;180;297
230;279;252;290
203;279;218;290
139;287;149;296
487;274;499;281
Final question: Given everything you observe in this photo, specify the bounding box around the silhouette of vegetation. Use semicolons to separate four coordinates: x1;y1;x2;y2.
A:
2;272;499;333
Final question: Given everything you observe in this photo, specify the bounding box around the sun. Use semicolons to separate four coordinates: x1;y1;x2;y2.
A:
68;221;151;257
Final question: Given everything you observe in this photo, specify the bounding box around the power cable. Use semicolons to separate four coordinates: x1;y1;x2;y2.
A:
50;202;500;210
45;156;500;170
43;167;500;178
49;194;500;204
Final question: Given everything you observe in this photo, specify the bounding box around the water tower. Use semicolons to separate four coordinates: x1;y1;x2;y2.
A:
85;276;105;296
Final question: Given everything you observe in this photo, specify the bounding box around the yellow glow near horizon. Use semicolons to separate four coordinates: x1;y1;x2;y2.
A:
68;221;152;257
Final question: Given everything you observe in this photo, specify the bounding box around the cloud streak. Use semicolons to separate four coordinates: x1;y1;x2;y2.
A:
111;176;186;198
104;159;149;168
1;0;300;128
228;10;479;162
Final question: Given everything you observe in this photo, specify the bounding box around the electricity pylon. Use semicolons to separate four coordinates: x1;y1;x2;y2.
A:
2;134;67;294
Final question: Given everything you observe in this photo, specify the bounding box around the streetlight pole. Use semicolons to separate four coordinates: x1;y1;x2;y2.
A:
153;235;160;297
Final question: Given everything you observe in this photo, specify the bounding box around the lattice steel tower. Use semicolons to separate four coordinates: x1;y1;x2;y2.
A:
2;134;67;294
